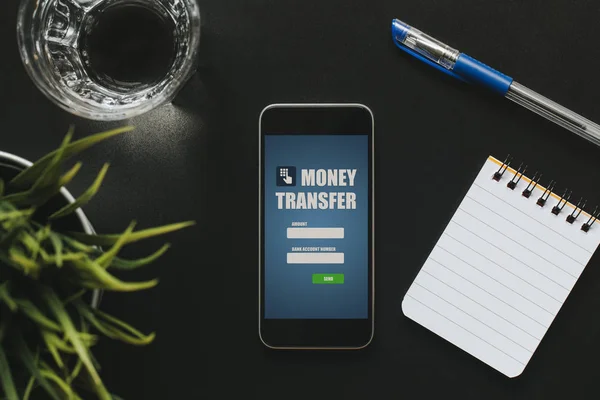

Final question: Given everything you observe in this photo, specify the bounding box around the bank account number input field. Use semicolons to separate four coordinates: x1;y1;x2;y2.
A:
286;225;345;284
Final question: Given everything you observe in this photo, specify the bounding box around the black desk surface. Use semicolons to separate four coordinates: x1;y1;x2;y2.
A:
3;0;600;398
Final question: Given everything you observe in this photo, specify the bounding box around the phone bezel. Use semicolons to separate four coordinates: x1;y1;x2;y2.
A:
258;103;375;349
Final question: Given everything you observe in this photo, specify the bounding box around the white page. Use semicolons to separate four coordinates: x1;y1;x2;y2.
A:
403;156;600;377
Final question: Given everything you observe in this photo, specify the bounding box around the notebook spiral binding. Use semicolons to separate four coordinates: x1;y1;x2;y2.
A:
493;155;600;233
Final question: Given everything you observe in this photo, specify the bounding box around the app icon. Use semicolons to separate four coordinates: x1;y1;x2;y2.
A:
277;166;296;186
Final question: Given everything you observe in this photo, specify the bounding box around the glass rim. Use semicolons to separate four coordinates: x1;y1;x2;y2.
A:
16;0;202;121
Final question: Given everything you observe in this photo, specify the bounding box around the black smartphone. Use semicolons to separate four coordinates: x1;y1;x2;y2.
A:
259;104;375;349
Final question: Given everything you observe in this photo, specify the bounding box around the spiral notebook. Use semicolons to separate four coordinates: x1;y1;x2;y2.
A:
402;155;600;378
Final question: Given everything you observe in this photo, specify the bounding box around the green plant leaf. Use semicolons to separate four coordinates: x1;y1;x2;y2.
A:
3;161;82;207
31;127;73;191
39;367;82;400
77;332;99;348
67;316;87;385
0;199;16;211
95;221;136;268
33;225;52;263
46;326;98;352
0;344;19;400
75;301;155;346
0;253;22;274
22;375;36;400
48;233;64;267
60;235;95;253
40;330;96;355
35;224;51;243
108;243;171;270
83;325;101;372
0;282;17;312
0;178;4;197
95;308;156;345
57;161;82;188
13;336;61;400
0;208;35;222
0;206;32;246
19;232;41;259
40;287;111;400
0;127;72;204
42;252;86;266
11;126;134;187
2;128;74;205
70;221;196;246
71;257;158;292
41;330;65;368
13;299;61;333
50;163;110;220
67;357;83;385
62;289;86;306
9;248;40;278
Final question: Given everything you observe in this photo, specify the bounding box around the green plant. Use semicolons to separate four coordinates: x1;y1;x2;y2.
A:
0;127;194;400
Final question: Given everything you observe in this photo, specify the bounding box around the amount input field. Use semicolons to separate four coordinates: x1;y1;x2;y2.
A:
287;253;345;264
287;227;344;239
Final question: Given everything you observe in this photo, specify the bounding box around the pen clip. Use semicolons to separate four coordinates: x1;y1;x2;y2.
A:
391;20;467;83
392;38;468;83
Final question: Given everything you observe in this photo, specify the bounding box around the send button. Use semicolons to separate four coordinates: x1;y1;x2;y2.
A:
312;274;344;284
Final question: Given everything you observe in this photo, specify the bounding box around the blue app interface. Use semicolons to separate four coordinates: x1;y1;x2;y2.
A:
264;134;369;319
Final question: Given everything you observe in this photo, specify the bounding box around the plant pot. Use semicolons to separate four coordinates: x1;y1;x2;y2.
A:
0;150;101;308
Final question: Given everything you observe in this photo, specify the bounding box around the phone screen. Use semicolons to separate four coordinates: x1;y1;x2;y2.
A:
260;104;374;348
263;134;369;319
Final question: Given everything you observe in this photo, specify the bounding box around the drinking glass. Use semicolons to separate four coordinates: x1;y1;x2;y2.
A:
17;0;201;121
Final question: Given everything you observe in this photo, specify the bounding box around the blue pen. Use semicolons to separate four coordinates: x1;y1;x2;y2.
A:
392;19;600;147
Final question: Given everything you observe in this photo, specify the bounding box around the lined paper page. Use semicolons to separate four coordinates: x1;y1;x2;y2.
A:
403;156;600;377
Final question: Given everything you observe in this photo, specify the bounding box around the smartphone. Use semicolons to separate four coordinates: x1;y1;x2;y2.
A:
259;103;374;349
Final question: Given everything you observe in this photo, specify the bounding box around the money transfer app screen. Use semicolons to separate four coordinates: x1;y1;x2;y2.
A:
263;134;369;319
